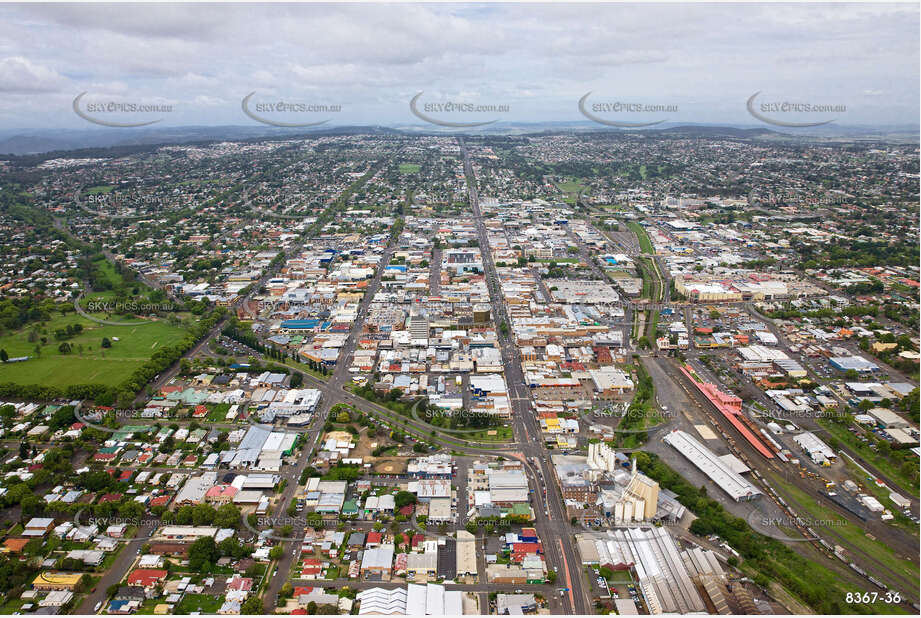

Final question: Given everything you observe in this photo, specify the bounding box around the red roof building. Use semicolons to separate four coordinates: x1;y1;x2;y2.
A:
366;531;382;547
126;569;168;588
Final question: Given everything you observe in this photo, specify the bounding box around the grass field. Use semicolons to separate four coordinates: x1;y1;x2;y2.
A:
556;177;586;204
627;221;655;254
449;425;514;442
85;185;115;194
0;312;188;388
398;163;421;174
174;593;223;614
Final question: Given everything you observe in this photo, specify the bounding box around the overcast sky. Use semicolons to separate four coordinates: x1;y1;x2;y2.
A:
0;2;917;129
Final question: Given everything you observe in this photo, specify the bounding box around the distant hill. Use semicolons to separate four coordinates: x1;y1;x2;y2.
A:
0;125;400;163
0;121;915;158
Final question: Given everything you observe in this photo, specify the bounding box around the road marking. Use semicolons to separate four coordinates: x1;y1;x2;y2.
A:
558;538;575;611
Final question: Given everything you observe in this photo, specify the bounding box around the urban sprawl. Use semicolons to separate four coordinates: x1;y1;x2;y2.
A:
0;131;918;616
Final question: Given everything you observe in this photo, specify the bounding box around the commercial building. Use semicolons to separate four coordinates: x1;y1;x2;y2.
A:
829;356;879;373
360;544;395;580
456;530;477;578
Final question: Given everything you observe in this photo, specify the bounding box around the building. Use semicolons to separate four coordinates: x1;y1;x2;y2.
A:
23;517;55;537
360;544;395;581
663;430;761;501
32;572;83;591
456;530;477;578
621;471;660;521
577;527;707;614
126;569;168;590
497;594;537;615
829;356;879;373
155;526;218;541
356;583;463;615
792;432;836;466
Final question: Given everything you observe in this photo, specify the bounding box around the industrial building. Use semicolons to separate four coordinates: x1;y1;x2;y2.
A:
356;583;465;615
663;430;762;501
576;527;708;614
792;431;837;466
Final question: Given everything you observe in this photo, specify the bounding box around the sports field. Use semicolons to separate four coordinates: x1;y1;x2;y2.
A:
0;313;188;388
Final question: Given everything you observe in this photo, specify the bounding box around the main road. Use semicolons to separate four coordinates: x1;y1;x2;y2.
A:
459;138;592;615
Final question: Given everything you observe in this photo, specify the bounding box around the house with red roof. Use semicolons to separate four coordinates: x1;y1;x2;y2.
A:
126;568;167;589
365;531;382;548
204;485;239;504
511;542;542;563
226;575;253;592
150;495;172;508
301;558;323;579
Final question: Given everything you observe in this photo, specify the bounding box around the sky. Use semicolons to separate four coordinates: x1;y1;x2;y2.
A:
0;1;918;130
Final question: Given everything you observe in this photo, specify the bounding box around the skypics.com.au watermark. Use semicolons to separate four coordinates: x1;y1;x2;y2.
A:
73;92;172;127
760;515;846;528
83;192;163;207
73;282;172;327
244;514;341;541
746;91;844;127
76;187;165;220
242;92;341;127
579;92;675;128
74;407;147;433
410;92;509;128
85;300;175;313
72;511;159;543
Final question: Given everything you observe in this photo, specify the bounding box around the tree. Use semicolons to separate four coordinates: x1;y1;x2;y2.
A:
269;545;284;560
240;595;263;615
101;337;111;348
214;503;242;528
394;491;416;508
188;536;218;571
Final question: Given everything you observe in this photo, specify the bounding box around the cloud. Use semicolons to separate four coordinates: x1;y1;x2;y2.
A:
0;56;66;93
0;2;915;127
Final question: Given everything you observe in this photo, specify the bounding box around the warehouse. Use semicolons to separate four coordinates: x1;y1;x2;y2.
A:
456;530;477;578
356;583;464;615
793;432;837;465
829;356;879;373
577;527;708;614
663;430;761;501
867;407;910;429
